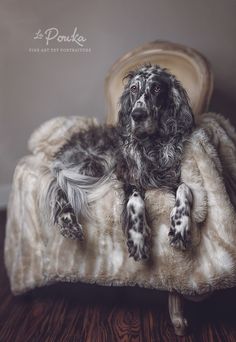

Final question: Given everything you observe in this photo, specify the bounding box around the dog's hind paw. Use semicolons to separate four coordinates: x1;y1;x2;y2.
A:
57;212;84;240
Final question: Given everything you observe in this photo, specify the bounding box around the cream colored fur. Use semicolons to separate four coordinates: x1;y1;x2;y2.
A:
4;113;236;295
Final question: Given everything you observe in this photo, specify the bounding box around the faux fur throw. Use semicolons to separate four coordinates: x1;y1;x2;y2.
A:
4;113;236;295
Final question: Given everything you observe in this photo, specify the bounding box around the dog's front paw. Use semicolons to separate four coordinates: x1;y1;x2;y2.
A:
126;189;151;261
127;228;150;261
57;212;84;240
169;206;191;251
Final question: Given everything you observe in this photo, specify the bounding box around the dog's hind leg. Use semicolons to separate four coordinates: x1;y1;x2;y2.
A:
47;160;111;240
54;188;84;240
123;186;151;261
169;183;193;250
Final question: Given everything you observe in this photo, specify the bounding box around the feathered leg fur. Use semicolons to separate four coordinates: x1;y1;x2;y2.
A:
169;183;193;250
123;185;151;261
54;189;84;240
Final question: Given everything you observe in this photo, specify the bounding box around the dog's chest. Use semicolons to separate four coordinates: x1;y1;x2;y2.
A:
119;139;182;189
124;143;157;170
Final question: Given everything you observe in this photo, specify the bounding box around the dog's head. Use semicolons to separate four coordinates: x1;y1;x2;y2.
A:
118;65;194;138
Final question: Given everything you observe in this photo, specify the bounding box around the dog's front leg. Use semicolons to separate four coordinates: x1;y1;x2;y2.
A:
123;186;151;261
169;183;193;250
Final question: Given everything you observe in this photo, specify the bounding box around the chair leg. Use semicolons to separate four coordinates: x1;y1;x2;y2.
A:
168;291;188;336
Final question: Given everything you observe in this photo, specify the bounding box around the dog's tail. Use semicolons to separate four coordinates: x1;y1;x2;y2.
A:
40;161;115;226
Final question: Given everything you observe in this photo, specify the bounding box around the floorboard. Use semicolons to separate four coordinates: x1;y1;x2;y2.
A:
0;209;236;341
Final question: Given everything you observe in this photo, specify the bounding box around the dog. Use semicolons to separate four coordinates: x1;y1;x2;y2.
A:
45;64;194;261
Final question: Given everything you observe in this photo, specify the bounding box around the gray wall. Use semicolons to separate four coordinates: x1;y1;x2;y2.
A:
0;0;236;205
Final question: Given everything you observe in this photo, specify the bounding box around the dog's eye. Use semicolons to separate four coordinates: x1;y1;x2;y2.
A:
130;85;138;93
153;85;160;93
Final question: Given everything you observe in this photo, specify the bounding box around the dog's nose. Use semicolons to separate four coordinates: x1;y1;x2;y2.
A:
136;100;144;107
131;110;147;122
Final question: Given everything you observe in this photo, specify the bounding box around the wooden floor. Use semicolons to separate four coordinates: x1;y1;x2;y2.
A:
0;210;236;341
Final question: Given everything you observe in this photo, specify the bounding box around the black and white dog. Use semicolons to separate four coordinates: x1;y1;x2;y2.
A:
46;65;194;261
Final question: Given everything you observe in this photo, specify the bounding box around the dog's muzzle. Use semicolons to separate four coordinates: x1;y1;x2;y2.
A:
131;108;148;123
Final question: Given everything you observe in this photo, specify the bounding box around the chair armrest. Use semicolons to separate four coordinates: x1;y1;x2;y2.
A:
28;116;98;160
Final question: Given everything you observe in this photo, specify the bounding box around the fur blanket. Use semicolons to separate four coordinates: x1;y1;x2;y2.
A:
4;113;236;295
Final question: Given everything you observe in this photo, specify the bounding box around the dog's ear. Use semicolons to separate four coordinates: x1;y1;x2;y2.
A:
117;80;132;131
170;79;194;136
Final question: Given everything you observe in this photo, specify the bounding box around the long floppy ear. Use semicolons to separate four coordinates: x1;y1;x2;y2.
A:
117;76;133;134
171;78;195;136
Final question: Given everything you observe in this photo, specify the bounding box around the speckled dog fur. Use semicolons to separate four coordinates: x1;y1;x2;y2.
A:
45;65;195;260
